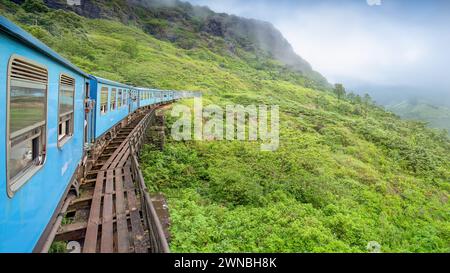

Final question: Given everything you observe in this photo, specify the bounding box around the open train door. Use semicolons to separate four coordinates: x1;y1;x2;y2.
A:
84;81;95;151
128;89;132;113
129;89;139;113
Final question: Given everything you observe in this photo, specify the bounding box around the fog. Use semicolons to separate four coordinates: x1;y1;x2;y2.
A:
186;0;450;106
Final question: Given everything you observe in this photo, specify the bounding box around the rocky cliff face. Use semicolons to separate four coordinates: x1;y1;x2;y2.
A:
13;0;328;86
200;13;318;77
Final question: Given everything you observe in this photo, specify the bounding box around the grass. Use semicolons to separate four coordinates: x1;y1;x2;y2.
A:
49;241;67;254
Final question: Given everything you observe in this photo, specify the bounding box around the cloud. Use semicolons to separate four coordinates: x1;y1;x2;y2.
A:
187;0;450;93
276;4;434;86
366;0;382;6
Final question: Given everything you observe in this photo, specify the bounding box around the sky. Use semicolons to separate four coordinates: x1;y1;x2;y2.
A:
185;0;450;105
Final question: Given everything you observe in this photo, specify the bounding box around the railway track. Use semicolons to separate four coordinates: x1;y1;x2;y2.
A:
52;108;169;253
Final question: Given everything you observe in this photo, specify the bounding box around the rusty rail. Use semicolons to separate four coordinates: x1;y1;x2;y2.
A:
129;108;170;253
130;151;170;253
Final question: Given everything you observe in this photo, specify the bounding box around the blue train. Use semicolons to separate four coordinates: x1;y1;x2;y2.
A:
0;16;196;253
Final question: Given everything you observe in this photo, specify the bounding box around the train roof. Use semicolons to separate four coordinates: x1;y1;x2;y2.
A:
0;16;89;78
136;87;168;91
90;75;134;89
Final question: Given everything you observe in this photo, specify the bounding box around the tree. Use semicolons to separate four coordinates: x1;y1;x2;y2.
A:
21;0;48;13
346;92;356;103
362;93;373;106
334;83;346;100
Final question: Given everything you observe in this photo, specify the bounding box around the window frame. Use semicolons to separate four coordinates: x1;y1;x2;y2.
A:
100;86;109;115
57;73;75;148
118;89;123;108
110;88;117;111
6;55;48;198
123;89;128;107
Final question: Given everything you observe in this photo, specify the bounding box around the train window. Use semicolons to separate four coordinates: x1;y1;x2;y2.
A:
100;87;108;114
118;89;122;108
7;56;48;196
123;90;128;106
58;74;75;147
111;88;117;111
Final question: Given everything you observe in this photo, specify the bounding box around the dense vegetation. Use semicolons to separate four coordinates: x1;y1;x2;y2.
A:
1;0;449;253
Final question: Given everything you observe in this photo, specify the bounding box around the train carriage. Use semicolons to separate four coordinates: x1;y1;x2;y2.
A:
137;88;160;107
0;17;91;252
89;76;133;140
0;16;199;253
155;90;164;104
139;88;151;107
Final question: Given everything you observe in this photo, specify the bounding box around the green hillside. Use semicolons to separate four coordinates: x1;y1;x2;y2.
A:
1;0;449;253
387;100;450;135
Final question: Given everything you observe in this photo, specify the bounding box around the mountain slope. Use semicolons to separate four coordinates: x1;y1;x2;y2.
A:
387;100;450;134
1;0;449;253
9;0;329;87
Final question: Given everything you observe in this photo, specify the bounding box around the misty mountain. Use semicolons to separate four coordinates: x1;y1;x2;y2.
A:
19;0;328;87
386;99;450;134
345;82;450;134
343;79;450;108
